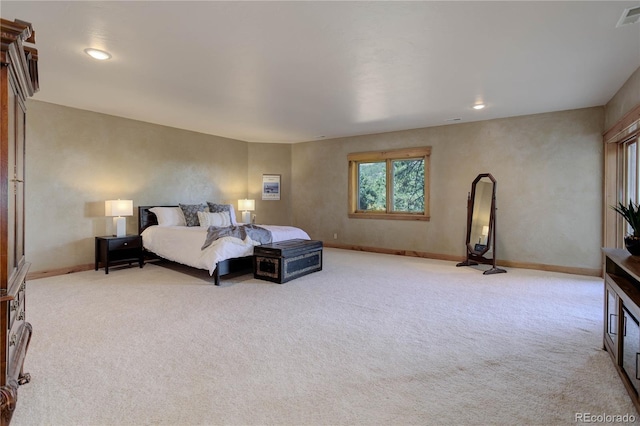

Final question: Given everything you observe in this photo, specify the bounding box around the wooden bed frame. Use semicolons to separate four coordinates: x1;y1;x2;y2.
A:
137;206;253;285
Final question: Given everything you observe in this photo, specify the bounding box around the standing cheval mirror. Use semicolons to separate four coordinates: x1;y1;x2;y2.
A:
456;173;507;275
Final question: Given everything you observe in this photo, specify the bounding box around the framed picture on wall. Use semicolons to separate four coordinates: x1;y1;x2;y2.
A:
262;174;281;200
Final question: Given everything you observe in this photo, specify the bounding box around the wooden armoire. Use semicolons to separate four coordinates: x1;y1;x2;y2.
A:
0;18;39;424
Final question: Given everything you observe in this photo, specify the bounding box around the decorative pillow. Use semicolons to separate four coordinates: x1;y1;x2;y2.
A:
197;211;231;228
179;203;207;227
149;207;186;227
207;202;238;225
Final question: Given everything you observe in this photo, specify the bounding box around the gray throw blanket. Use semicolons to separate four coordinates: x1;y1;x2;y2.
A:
201;224;272;250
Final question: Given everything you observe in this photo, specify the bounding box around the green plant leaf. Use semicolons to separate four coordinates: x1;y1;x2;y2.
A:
612;201;640;237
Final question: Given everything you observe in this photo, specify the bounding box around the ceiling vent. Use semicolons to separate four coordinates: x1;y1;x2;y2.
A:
617;6;640;27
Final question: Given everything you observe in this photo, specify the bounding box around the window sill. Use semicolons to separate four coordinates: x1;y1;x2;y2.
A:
348;213;430;221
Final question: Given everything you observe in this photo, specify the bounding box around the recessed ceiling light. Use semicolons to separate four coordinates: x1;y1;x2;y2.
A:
473;104;486;110
84;48;111;60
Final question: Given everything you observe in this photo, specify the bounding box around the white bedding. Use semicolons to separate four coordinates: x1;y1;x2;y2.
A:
141;224;310;275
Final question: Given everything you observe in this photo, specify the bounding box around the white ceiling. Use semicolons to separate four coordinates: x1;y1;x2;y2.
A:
2;1;640;143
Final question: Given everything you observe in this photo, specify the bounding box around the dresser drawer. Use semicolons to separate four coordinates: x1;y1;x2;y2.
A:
8;285;25;331
109;237;141;251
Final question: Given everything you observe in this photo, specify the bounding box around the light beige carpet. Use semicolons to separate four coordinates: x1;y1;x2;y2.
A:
10;248;638;425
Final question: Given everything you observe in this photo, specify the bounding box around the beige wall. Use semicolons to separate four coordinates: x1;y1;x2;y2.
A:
247;143;292;225
605;65;640;131
292;107;604;272
25;101;256;273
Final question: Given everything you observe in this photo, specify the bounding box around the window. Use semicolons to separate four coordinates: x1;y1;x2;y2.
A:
605;135;639;246
348;147;430;220
622;138;639;236
625;139;638;205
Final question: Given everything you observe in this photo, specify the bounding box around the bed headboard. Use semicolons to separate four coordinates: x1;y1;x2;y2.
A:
138;205;177;234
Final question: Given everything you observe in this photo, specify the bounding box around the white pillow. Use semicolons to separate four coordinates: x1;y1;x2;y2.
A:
228;204;238;225
197;211;231;227
150;207;186;227
207;202;238;226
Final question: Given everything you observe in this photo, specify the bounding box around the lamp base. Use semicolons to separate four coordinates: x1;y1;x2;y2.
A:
113;216;126;237
241;211;251;224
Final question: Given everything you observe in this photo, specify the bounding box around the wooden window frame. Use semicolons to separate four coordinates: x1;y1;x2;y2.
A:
348;146;431;221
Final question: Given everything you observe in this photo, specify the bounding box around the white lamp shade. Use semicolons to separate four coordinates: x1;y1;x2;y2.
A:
105;200;133;217
481;225;489;236
238;199;255;211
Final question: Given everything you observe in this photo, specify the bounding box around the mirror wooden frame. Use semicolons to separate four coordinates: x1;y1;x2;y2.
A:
456;173;507;275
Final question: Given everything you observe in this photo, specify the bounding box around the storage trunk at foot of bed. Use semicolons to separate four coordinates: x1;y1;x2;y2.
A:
253;239;323;283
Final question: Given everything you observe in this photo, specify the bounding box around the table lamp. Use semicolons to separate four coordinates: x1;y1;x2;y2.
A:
481;225;489;244
105;199;133;237
238;199;255;224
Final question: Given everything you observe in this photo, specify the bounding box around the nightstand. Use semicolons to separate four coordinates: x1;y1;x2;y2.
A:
95;235;144;274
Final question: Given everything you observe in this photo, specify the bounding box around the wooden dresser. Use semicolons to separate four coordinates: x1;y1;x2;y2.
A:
0;19;39;424
603;248;640;413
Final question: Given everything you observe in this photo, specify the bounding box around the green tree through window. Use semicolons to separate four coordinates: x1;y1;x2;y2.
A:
348;147;430;221
358;162;386;211
393;159;424;212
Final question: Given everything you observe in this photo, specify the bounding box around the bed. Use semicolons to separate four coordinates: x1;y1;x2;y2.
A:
138;205;310;285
